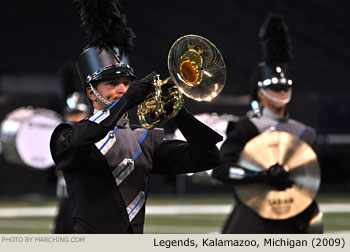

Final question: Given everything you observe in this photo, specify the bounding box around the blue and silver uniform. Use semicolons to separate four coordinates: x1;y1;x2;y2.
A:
50;101;221;233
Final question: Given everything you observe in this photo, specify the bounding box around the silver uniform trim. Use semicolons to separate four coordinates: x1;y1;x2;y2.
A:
112;158;135;186
229;167;245;179
89;110;111;124
127;191;145;222
95;130;117;155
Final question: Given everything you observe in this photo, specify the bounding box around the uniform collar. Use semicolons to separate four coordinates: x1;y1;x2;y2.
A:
262;107;289;122
116;116;129;128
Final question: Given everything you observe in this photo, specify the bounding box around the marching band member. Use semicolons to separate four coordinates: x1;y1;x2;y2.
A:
212;13;322;234
50;0;222;234
54;88;90;233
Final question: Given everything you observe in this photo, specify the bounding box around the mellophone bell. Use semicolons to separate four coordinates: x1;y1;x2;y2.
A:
137;34;226;129
0;107;62;170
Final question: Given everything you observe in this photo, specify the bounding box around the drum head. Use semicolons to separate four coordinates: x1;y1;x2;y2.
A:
1;107;62;170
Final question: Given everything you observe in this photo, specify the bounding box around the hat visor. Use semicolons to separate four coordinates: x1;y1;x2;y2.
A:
265;84;291;92
92;65;136;84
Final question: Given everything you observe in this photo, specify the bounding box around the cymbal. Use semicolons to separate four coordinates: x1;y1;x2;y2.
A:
236;131;321;220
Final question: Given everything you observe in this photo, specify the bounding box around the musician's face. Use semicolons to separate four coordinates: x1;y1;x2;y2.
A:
258;88;291;115
86;76;131;110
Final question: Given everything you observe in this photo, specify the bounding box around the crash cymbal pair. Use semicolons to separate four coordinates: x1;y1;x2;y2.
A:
236;131;321;220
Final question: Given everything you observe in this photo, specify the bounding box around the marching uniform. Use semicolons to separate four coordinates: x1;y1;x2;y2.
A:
57;0;222;233
212;107;321;233
212;13;322;234
54;92;89;234
51;108;221;233
54;172;74;233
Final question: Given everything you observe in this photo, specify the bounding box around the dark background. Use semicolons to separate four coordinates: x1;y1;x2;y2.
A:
0;0;349;196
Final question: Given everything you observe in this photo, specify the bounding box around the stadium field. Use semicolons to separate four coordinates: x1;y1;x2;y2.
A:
0;194;349;234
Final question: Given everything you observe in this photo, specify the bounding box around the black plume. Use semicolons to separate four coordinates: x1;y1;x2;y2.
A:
259;13;291;67
74;0;135;53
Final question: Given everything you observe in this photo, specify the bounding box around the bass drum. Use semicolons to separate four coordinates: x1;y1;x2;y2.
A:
0;107;62;170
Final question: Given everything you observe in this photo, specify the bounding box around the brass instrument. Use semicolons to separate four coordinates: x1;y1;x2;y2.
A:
137;35;226;129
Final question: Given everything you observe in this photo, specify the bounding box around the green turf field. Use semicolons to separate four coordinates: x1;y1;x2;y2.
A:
0;193;349;234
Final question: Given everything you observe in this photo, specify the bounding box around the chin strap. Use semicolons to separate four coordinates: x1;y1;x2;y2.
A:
260;88;292;104
89;83;112;106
